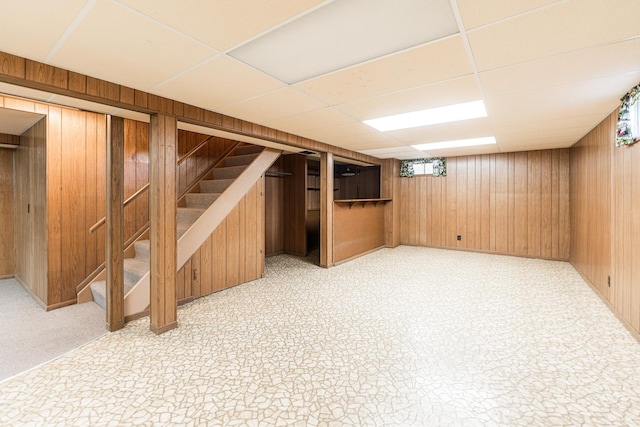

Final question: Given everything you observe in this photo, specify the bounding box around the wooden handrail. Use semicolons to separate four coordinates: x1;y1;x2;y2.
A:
91;136;235;232
177;135;213;165
90;183;150;233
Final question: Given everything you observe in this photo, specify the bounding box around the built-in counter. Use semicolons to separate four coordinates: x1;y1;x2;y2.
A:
333;198;392;263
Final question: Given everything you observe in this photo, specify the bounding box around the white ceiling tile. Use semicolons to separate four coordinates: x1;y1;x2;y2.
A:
485;73;639;127
365;146;426;159
386;118;494;144
336;76;481;121
468;0;640;71
415;143;500;158
0;0;88;60
49;0;218;90
152;55;285;110
217;88;326;126
360;145;416;155
264;108;355;134
115;0;328;51
324;133;404;150
303;121;385;141
496;125;590;144
480;38;640;99
497;137;580;152
456;0;561;30
295;36;473;105
229;0;457;84
495;114;607;136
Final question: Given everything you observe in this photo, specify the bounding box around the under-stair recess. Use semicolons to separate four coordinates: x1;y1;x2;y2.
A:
78;143;281;318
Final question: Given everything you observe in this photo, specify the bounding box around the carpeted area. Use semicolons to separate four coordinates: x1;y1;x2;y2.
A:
0;247;639;425
0;278;106;381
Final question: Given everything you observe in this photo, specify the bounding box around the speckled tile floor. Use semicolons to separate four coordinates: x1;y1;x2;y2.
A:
1;246;639;426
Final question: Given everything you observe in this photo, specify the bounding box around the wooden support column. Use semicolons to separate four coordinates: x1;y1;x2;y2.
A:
106;115;125;332
382;159;401;248
149;114;178;335
320;152;334;268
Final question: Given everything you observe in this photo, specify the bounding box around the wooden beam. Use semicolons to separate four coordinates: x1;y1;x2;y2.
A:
149;114;178;335
320;152;334;268
382;159;401;248
105;115;125;332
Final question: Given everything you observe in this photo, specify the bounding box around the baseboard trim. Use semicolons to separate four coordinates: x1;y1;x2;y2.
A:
570;261;640;344
150;321;178;335
0;274;14;280
46;298;76;311
178;296;194;306
399;243;569;262
125;309;149;323
106;321;125;332
334;245;385;266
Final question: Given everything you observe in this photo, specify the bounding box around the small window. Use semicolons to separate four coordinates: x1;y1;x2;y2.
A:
412;162;434;175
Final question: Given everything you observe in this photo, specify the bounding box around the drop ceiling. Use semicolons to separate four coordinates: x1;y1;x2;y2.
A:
0;0;639;159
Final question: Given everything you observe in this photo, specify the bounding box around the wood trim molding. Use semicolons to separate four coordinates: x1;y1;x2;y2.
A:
0;51;380;165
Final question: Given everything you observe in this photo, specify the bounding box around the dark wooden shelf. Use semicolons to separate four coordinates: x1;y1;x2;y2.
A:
334;198;392;209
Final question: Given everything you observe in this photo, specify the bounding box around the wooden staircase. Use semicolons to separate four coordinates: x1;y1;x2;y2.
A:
83;143;279;313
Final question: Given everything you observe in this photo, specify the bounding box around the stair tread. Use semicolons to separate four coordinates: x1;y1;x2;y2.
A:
124;257;149;273
185;192;221;209
90;280;135;310
212;165;246;180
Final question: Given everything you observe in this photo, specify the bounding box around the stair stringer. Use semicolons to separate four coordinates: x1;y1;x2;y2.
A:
124;147;281;317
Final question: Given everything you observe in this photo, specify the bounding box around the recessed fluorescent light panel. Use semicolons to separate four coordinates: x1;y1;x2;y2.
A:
364;100;487;132
229;0;458;84
412;137;497;151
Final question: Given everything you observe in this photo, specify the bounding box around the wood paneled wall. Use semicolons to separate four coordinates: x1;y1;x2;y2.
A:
0;133;20;146
400;150;570;260
15;117;47;304
333;202;386;263
264;154;308;257
610;125;640;335
283;155;307;256
177;178;265;300
570;114;613;299
2;95;150;308
265;158;285;256
0;148;14;278
382;159;401;248
47;107;108;307
177;132;237;196
123;120;149;243
571;110;640;336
